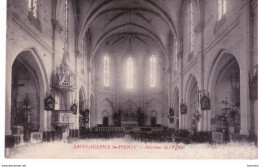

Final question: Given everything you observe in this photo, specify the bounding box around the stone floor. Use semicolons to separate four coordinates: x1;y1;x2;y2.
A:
5;136;258;159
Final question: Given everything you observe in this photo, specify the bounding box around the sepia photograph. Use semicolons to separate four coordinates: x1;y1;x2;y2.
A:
2;0;258;161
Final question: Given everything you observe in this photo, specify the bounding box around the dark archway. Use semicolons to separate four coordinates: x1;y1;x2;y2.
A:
208;53;241;135
79;87;86;128
186;75;198;130
79;88;85;112
150;110;157;127
102;110;109;127
11;51;46;140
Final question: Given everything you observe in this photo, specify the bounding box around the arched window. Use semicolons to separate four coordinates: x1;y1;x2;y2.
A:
174;41;178;71
104;54;110;87
28;0;38;18
218;0;226;20
127;57;133;89
189;1;194;54
150;55;156;87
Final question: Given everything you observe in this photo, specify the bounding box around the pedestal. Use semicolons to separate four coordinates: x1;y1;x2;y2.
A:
29;132;43;143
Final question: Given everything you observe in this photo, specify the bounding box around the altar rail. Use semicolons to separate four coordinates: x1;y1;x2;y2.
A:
93;127;164;132
151;127;164;132
94;127;125;132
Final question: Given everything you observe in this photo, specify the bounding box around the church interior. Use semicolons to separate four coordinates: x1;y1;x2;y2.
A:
5;0;258;149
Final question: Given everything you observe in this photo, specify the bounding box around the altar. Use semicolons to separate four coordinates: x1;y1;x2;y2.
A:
121;121;138;131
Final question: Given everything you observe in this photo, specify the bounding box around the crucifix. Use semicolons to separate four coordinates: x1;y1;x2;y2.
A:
23;93;33;123
23;93;35;140
222;97;229;109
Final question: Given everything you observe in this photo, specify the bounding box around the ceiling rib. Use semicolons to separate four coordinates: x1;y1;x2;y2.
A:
78;0;179;47
92;23;166;57
92;32;166;58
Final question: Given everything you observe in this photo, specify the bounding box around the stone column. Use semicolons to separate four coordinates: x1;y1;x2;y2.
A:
205;110;209;131
254;101;258;135
5;61;12;136
182;114;185;129
5;0;13;136
184;114;187;129
39;78;48;132
47;110;52;131
183;114;186;129
74;86;79;129
239;0;251;136
39;102;47;132
179;114;182;129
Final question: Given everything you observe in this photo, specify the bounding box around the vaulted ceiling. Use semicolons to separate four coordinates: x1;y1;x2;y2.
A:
76;0;183;58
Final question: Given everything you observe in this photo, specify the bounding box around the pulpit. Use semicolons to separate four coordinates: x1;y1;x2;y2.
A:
52;110;74;139
50;49;76;140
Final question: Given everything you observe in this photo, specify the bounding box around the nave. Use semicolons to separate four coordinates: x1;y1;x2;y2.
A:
5;0;258;158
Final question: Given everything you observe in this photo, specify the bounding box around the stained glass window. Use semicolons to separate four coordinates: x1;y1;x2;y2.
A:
28;0;37;18
150;55;156;87
104;55;110;87
218;0;226;20
127;57;133;89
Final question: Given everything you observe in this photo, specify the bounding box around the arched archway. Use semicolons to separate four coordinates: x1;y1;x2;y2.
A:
207;52;240;135
79;87;86;128
102;110;109;127
79;87;86;113
150;110;157;127
10;50;47;140
185;75;199;130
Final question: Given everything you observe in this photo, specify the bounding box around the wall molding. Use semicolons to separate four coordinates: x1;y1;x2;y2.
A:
182;56;198;75
78;75;88;85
